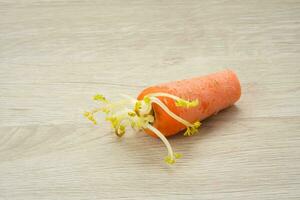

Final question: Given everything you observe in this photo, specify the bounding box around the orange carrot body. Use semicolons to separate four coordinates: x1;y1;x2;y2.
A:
137;70;241;137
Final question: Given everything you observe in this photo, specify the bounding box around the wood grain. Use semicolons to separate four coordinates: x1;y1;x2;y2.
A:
0;0;300;199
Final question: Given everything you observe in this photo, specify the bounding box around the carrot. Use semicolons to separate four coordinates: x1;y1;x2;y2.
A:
137;69;241;137
84;69;241;164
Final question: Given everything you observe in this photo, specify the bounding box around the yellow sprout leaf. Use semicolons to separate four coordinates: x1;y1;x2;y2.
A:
83;112;97;125
184;121;201;136
93;94;108;103
164;156;175;165
143;96;151;105
174;152;182;159
116;125;126;137
175;99;199;108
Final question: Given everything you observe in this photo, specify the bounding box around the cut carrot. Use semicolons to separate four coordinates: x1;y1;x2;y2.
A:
137;69;241;137
84;69;241;164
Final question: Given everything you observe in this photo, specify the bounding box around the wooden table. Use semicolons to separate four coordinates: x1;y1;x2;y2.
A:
1;1;299;199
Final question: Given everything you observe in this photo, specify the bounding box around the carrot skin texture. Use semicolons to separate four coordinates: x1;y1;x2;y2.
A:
137;70;241;137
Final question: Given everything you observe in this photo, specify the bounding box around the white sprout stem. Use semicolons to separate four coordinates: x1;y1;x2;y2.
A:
140;101;152;115
148;92;182;101
150;97;193;127
145;123;174;158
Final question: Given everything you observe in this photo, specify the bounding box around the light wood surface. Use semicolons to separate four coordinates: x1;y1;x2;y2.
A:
1;1;300;199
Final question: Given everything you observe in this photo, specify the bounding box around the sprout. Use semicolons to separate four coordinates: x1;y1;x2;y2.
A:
116;125;126;137
164;156;175;164
93;94;108;103
146;124;181;164
175;99;199;108
101;107;110;114
184;121;201;136
174;152;182;159
164;152;182;164
84;92;201;164
83;111;90;117
134;101;142;116
149;96;194;128
106;115;128;137
83;111;97;125
143;96;151;104
128;111;136;117
148;92;200;108
105;116;119;129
